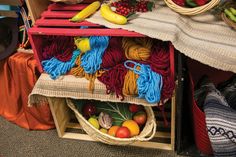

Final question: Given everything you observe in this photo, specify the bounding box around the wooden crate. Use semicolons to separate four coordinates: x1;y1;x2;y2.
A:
47;89;176;150
30;2;176;150
28;2;145;72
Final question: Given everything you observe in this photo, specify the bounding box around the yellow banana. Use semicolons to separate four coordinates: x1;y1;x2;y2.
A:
100;4;127;25
70;1;101;22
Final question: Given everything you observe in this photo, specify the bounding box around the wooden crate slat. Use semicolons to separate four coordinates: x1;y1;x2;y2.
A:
29;27;144;37
66;122;81;129
0;0;22;6
41;10;77;19
48;3;88;11
35;19;100;27
155;131;171;138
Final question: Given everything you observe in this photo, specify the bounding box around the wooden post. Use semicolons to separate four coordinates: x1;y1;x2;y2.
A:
25;0;49;24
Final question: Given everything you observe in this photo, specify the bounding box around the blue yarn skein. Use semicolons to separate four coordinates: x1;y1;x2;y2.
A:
80;36;109;74
124;60;163;104
42;50;80;79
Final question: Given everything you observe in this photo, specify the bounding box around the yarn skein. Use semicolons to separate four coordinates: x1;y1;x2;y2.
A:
71;53;104;92
124;60;163;104
122;37;153;61
81;36;109;74
98;63;128;100
42;36;75;62
148;42;175;101
122;67;139;96
42;50;80;79
101;37;126;69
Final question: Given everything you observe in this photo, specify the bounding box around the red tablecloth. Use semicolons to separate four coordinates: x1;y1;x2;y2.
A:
0;52;55;130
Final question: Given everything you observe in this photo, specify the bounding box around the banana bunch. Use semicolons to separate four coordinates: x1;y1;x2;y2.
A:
70;1;101;22
100;4;127;25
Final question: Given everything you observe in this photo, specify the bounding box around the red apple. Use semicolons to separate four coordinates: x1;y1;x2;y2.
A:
115;126;131;138
133;111;147;126
128;104;143;113
82;102;96;119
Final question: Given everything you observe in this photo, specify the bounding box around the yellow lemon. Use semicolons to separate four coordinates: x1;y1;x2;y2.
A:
122;120;140;137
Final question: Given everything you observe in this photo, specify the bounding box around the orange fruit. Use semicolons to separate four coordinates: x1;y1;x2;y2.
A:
122;120;140;137
108;126;120;137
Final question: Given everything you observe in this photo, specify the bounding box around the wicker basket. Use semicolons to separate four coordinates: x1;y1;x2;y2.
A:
221;12;236;30
67;99;157;145
164;0;220;16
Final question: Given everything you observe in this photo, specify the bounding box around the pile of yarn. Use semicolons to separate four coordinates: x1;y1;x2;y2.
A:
41;36;175;105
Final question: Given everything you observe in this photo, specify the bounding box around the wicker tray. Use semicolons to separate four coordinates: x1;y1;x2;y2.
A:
164;0;220;16
221;12;236;30
67;98;157;145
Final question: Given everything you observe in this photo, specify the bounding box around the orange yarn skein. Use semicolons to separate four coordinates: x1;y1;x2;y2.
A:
122;69;139;96
122;37;153;61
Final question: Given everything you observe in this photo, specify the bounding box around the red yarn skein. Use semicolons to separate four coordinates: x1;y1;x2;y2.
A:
98;63;128;100
42;36;75;62
101;37;126;69
149;41;175;101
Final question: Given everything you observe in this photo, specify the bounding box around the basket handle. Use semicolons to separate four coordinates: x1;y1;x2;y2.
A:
136;119;157;141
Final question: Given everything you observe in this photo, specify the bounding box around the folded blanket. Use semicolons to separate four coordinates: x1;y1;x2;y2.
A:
204;91;236;157
28;73;162;107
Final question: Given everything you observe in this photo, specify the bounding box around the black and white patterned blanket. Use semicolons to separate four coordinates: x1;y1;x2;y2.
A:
204;91;236;157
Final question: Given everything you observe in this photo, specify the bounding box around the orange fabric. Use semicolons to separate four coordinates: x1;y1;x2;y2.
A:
0;52;55;130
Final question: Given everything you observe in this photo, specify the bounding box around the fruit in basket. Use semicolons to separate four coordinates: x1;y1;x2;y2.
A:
128;104;143;113
108;126;120;137
96;102;132;126
225;9;236;23
172;0;185;7
230;8;236;16
82;103;97;119
88;117;100;129
133;111;147;126
98;112;113;129
194;0;208;6
186;0;198;7
100;128;108;134
100;4;127;25
70;1;101;22
115;126;131;138
122;120;140;137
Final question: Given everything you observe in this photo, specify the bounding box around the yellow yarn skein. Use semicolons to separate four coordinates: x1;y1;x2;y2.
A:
122;70;139;96
122;38;153;61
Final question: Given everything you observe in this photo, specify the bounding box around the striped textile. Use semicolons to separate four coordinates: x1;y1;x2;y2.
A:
204;91;236;157
28;73;157;106
87;2;236;73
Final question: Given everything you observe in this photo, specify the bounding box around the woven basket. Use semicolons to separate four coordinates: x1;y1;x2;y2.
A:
221;12;236;30
67;99;157;145
164;0;220;16
190;75;213;155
